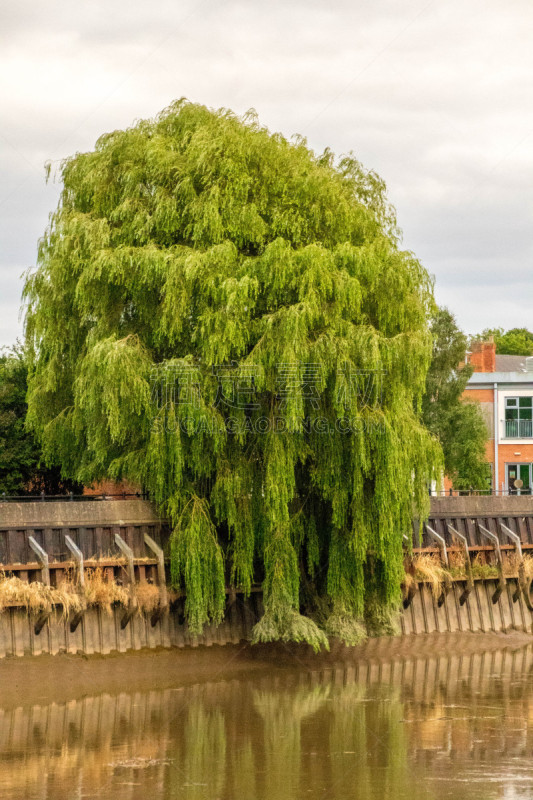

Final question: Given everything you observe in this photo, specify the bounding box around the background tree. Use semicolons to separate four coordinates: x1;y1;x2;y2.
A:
0;346;81;495
24;100;440;647
475;327;533;356
423;309;489;491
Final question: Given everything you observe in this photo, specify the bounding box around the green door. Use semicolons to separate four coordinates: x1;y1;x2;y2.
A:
507;463;532;494
519;464;531;494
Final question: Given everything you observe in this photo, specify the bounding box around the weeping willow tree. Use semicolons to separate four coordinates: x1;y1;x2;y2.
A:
24;99;441;648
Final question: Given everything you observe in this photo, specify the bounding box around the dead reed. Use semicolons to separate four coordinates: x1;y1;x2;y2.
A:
412;555;449;599
135;582;161;614
0;573;83;618
81;568;130;615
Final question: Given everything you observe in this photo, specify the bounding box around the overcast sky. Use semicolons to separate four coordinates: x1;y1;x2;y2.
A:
1;0;532;347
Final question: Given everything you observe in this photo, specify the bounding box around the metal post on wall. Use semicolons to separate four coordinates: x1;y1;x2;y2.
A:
114;533;138;629
445;524;473;605
477;522;506;603
28;537;51;635
424;524;451;607
65;534;86;632
144;533;168;625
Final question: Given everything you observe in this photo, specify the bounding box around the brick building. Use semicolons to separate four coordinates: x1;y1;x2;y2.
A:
465;340;533;494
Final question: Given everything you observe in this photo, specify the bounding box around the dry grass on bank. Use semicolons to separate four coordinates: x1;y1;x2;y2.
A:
412;555;449;599
135;582;162;614
502;553;533;579
78;568;129;615
448;550;493;580
522;555;533;578
0;568;163;618
407;550;533;592
0;574;83;618
409;552;498;592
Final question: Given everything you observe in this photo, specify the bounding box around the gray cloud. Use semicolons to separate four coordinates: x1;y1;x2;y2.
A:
1;0;532;346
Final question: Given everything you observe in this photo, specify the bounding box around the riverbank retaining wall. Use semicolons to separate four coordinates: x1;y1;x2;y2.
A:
1;497;533;657
0;578;531;658
0;593;262;658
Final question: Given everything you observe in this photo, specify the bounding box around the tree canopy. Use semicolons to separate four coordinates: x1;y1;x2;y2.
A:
477;327;533;356
24;100;440;647
422;309;489;491
0;346;81;496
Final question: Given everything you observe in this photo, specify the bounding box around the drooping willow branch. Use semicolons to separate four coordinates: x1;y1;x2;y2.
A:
24;99;441;647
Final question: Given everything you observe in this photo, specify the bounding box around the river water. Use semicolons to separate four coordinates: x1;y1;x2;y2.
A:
1;637;533;799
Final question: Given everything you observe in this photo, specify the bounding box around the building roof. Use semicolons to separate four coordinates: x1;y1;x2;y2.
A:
494;354;528;372
468;371;533;387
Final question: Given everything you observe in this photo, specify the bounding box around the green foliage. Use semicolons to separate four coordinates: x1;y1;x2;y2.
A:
169;496;226;633
323;612;367;646
477;327;533;356
364;597;400;637
24;100;441;645
422;309;489;490
252;607;330;653
0;346;81;495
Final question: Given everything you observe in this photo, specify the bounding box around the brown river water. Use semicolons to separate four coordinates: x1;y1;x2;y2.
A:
1;632;533;799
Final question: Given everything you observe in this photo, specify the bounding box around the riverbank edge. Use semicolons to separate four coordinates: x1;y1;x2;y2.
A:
0;629;531;711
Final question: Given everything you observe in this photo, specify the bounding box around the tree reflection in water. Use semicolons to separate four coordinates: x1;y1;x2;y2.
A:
253;685;330;800
2;646;533;799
